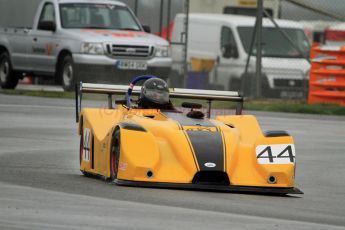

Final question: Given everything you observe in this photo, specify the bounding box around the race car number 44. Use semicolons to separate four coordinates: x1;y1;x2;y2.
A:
116;60;147;70
256;144;295;164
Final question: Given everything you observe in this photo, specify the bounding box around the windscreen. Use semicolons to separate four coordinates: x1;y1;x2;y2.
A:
59;3;141;30
238;27;310;58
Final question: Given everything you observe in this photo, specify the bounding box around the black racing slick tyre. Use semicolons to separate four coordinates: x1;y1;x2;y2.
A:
0;52;19;89
80;135;84;166
110;129;121;181
79;129;90;177
58;55;76;91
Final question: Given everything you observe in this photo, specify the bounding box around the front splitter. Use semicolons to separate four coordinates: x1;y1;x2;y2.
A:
115;179;303;195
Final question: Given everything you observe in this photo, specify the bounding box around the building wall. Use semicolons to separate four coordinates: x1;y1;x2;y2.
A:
119;0;183;34
0;0;183;33
280;0;345;21
0;0;41;27
0;0;343;30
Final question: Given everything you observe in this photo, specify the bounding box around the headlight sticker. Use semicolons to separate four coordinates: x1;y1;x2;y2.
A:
256;144;295;164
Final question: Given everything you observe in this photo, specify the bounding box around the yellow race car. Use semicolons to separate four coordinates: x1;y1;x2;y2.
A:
76;76;302;195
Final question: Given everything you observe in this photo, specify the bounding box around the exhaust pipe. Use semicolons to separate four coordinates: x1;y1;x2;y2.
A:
268;175;277;184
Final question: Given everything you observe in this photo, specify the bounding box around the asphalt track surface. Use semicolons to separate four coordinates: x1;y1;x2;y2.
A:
0;94;344;230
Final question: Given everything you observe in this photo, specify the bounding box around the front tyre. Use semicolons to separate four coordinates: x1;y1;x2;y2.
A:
79;130;90;177
0;52;19;89
59;55;76;91
110;129;121;181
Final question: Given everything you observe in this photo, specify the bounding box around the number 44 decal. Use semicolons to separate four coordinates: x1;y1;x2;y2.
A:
256;144;295;164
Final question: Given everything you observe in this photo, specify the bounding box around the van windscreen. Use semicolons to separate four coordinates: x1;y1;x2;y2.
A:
237;27;310;58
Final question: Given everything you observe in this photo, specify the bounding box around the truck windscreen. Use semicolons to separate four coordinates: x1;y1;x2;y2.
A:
59;3;141;31
238;27;310;58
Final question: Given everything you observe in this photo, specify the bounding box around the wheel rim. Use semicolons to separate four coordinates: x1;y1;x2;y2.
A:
63;63;73;88
0;59;9;83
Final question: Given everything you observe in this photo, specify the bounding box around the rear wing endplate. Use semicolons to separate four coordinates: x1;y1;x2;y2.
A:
75;83;244;122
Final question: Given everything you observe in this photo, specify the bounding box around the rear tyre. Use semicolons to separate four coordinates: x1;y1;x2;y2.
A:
79;135;84;166
58;55;76;91
110;129;121;181
0;52;19;89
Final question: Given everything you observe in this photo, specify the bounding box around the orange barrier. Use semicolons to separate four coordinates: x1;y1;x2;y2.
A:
308;44;345;106
19;76;33;85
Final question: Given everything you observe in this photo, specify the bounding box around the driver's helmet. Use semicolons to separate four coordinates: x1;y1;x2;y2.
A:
139;78;170;109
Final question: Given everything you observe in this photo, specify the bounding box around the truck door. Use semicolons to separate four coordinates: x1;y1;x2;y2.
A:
29;2;59;74
8;29;30;71
215;26;243;91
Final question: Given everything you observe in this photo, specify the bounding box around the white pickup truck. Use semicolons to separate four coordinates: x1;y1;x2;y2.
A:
0;0;172;90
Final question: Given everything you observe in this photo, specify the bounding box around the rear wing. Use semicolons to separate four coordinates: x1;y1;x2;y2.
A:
75;83;244;122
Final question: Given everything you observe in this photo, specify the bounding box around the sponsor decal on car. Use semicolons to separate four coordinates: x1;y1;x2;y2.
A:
119;162;128;171
204;162;217;168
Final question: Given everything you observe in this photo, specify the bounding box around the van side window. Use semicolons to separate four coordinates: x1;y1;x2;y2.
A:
39;3;56;24
221;26;238;59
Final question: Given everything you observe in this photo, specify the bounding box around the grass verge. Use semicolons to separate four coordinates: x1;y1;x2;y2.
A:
1;89;344;116
244;99;345;116
1;89;75;99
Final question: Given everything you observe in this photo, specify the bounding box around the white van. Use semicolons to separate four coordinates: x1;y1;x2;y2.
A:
171;14;311;98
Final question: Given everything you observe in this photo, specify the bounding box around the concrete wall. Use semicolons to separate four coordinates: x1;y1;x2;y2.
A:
0;0;41;27
0;0;343;30
0;0;183;33
119;0;183;33
281;0;345;21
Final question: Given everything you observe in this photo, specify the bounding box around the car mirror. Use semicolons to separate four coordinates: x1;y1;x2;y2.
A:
222;44;238;58
38;21;56;32
142;25;151;33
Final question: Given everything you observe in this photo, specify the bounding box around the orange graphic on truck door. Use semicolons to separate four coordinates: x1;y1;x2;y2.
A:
46;44;54;56
81;29;146;38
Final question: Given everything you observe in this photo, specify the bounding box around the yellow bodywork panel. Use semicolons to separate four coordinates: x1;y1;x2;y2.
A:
216;115;295;187
79;106;296;189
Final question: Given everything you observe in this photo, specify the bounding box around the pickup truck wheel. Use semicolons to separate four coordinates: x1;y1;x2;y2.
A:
0;52;19;89
60;55;76;91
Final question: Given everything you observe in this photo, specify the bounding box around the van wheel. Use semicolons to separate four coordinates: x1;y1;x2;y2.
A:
229;78;241;92
58;55;76;91
238;73;256;97
0;52;19;89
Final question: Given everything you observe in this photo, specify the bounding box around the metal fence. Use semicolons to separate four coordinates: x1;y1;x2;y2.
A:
1;0;345;99
164;0;345;99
